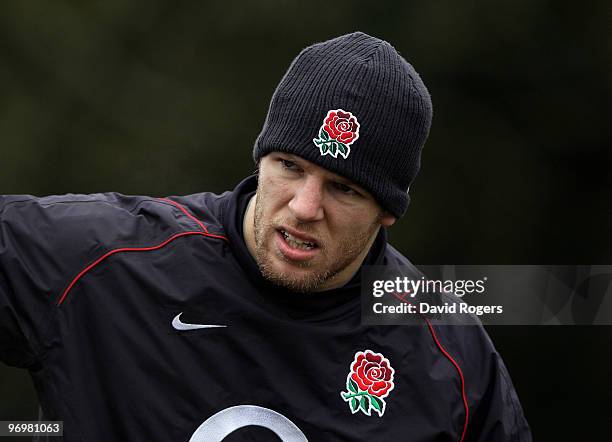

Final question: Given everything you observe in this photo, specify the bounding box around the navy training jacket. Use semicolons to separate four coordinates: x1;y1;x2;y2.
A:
0;175;531;441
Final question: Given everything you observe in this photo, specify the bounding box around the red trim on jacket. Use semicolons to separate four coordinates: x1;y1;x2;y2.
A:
393;292;469;442
56;199;227;306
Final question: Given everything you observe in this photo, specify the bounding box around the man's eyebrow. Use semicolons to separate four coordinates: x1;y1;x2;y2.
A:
329;175;367;193
277;153;301;162
277;153;365;192
332;176;354;185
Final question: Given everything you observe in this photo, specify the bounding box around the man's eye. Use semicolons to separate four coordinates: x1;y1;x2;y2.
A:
334;182;357;195
280;159;298;170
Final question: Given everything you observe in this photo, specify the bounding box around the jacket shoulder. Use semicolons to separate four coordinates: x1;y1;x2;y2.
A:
0;193;220;304
165;190;229;236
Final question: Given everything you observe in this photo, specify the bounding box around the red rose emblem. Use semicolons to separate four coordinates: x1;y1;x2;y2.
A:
323;110;360;144
350;350;395;398
313;109;360;159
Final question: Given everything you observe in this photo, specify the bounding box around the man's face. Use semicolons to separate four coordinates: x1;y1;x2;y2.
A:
246;152;395;292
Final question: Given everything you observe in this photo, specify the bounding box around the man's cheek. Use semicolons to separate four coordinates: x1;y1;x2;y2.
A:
267;178;293;200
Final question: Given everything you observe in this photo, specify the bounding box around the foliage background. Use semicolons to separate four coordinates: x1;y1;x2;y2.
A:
1;1;610;440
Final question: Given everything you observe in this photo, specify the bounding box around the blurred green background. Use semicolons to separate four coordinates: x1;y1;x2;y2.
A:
0;0;610;440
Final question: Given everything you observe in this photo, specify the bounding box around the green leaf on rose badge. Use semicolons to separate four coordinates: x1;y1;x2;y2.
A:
360;396;371;415
329;142;338;156
370;395;383;413
348;378;358;393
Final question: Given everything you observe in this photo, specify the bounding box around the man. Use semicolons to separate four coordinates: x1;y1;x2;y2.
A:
0;32;530;441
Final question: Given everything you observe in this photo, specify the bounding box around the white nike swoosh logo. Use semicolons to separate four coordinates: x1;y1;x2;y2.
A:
172;313;227;331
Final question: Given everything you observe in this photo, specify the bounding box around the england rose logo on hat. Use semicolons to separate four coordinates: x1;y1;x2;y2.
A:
313;109;360;159
340;349;395;417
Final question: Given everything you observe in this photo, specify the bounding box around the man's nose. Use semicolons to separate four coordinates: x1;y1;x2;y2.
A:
288;177;325;222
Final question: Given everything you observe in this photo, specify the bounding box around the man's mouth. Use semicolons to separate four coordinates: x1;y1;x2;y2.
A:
279;229;317;250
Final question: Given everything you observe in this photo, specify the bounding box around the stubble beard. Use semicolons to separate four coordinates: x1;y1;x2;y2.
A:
252;194;380;293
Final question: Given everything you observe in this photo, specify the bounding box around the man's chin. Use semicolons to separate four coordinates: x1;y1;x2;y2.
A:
256;255;333;293
266;276;328;293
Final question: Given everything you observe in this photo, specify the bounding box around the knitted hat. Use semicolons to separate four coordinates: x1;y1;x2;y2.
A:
253;32;432;218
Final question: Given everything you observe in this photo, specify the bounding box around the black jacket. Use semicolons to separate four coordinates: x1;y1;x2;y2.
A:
0;176;531;441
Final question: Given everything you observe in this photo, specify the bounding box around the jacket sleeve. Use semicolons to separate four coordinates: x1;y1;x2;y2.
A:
384;247;532;440
463;331;532;442
0;193;174;368
0;195;58;368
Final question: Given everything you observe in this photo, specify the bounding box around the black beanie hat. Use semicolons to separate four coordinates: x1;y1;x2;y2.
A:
253;32;432;218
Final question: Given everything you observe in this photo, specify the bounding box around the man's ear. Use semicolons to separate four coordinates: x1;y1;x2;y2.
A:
379;211;396;227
